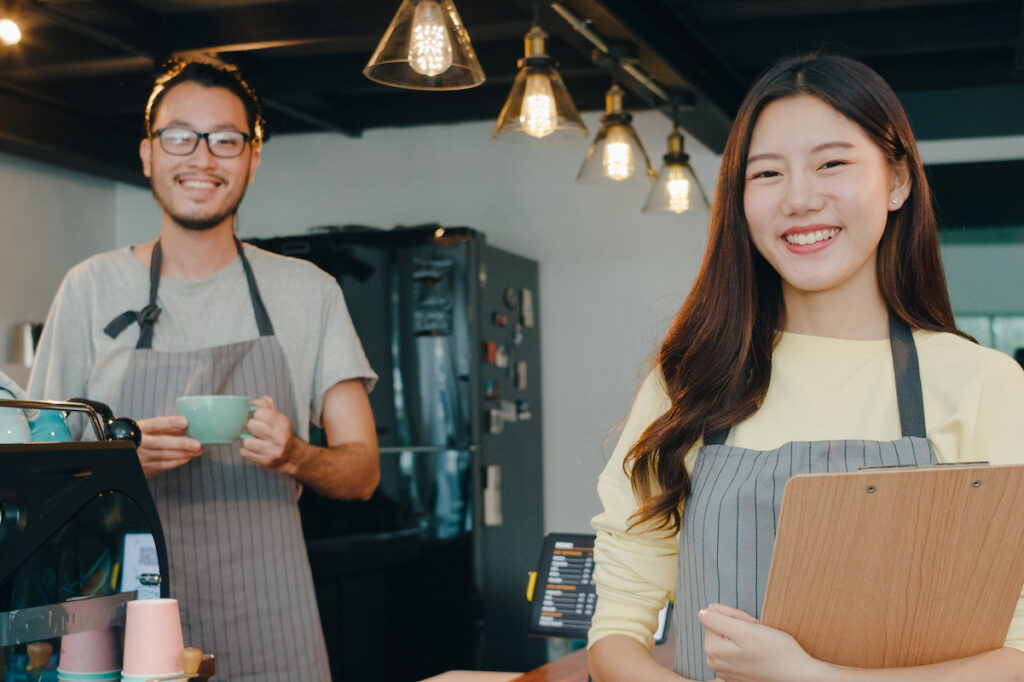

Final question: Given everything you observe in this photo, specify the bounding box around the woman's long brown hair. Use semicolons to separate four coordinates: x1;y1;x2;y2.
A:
626;54;969;533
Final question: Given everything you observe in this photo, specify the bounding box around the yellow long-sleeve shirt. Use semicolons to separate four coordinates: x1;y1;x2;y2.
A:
590;329;1024;653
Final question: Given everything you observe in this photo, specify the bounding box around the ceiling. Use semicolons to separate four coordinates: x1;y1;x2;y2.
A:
0;0;1022;226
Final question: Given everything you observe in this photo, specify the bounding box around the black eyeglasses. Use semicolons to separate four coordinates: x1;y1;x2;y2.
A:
153;127;251;158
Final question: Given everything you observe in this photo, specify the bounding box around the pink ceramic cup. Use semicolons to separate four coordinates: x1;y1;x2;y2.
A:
121;598;184;677
59;625;121;674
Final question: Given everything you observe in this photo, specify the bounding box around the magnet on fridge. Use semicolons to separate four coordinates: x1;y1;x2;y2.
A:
503;286;519;310
500;400;517;422
487;409;504;434
495;345;510;368
522;288;535;328
492;312;509;327
516;400;532;420
484;380;499;400
513;323;523;346
516;361;528;390
483;465;503;526
483;341;498;364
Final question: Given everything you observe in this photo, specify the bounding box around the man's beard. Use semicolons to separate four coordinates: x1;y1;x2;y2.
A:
170;206;237;231
150;175;248;232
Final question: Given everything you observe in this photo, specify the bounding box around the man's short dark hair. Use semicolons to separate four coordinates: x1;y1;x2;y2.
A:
145;59;264;148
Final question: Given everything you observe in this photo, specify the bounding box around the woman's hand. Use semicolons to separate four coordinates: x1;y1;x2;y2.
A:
699;603;830;682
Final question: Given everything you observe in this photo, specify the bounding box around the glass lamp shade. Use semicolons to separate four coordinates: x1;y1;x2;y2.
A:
642;161;708;214
491;64;588;144
364;0;485;91
576;116;657;187
0;18;21;46
643;129;708;214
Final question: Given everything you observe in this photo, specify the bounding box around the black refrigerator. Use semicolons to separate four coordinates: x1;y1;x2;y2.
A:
251;226;546;680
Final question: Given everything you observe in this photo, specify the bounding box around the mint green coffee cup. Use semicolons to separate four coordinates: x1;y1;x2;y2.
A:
175;395;255;444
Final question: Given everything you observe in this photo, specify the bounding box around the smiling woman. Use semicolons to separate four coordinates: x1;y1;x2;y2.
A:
743;94;907;336
586;53;1024;682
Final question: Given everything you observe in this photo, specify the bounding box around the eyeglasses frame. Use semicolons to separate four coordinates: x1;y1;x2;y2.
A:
152;127;253;158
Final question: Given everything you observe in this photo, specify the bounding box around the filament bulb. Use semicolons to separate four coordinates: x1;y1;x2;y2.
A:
602;125;634;181
0;18;21;46
665;166;692;213
408;1;453;77
520;73;557;138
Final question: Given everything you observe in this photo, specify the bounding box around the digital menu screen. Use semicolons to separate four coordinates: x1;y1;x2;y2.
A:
527;533;597;639
527;532;671;642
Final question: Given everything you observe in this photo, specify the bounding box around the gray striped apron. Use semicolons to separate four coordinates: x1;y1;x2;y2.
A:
106;239;330;681
673;316;936;680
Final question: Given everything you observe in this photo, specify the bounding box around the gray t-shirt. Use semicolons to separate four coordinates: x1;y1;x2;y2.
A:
29;243;377;439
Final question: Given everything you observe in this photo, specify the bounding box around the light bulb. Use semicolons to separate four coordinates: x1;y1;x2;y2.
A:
519;73;557;138
0;18;21;46
602;125;635;181
408;1;453;77
665;166;692;213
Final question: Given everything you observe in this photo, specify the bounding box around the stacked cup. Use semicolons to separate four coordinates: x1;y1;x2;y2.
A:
57;625;121;682
120;599;185;682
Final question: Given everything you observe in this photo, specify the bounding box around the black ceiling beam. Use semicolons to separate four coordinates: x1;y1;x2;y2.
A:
701;5;1019;63
76;0;163;30
162;0;528;56
686;0;1005;23
900;83;1024;138
2;26;125;66
23;0;157;60
873;49;1020;91
0;55;153;83
0;85;145;186
536;0;739;152
9;69;155;120
726;48;1021;93
582;0;747;115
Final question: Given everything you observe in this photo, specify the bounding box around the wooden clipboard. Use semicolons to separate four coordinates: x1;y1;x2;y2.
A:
761;464;1024;668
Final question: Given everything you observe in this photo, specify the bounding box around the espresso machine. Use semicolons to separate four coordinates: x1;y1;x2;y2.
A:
0;399;211;681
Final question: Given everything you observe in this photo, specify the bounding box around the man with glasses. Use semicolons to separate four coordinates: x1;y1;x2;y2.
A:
29;59;379;681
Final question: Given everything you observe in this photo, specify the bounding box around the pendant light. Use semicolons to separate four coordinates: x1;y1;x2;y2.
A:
0;18;19;46
490;24;587;144
576;80;656;187
0;0;21;47
364;0;485;91
643;99;708;214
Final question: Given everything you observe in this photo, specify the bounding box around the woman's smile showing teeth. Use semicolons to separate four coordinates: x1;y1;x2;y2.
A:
781;225;840;253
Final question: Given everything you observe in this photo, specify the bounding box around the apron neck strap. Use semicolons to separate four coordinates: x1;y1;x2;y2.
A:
235;237;275;338
887;312;926;438
103;237;275;348
704;314;926;446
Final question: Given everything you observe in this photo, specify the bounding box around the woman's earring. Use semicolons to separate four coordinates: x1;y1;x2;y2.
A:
891;198;899;205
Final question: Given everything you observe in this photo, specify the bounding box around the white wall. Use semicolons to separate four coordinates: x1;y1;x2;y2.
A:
0;151;116;388
940;243;1024;314
115;110;718;534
